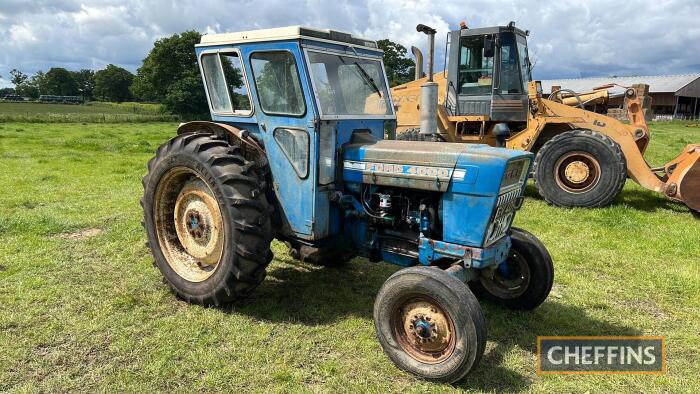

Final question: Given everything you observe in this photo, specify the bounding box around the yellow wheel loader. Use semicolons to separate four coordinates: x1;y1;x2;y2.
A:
390;23;700;212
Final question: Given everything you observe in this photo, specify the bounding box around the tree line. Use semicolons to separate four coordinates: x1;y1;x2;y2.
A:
3;31;414;118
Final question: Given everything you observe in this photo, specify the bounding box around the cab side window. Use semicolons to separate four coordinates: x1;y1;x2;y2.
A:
200;52;252;115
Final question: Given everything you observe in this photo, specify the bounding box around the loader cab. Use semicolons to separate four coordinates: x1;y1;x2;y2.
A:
446;24;531;122
195;26;395;241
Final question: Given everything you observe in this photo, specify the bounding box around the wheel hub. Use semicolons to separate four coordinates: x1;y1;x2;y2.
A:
554;151;601;194
154;167;225;283
480;251;530;299
174;180;224;266
564;160;590;184
395;299;454;363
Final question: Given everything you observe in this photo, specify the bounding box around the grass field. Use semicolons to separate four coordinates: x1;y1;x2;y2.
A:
0;102;178;123
0;121;698;392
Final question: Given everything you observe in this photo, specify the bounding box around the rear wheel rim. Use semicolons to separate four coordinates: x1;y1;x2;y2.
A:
480;250;530;299
554;151;601;194
391;296;456;364
154;167;224;283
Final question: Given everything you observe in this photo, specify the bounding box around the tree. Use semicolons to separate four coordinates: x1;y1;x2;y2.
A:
28;71;47;98
9;69;28;87
10;69;42;98
44;67;79;95
72;69;95;100
377;39;416;87
93;64;133;102
0;87;15;96
131;30;208;117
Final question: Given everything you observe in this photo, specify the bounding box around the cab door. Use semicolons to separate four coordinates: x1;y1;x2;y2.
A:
243;45;319;239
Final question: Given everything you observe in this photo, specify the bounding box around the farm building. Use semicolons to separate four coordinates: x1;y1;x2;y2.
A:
540;74;700;119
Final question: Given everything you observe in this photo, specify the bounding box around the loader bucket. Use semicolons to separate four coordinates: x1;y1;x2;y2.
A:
665;144;700;212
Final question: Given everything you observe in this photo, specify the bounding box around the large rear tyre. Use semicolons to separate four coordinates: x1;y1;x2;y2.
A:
374;266;486;383
533;129;626;208
469;227;553;310
142;132;274;305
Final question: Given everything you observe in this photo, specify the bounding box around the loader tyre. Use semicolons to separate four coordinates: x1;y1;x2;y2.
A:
374;266;486;383
142;132;274;305
533;129;626;208
469;227;553;310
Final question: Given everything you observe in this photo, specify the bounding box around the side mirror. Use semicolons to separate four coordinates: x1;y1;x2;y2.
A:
483;37;494;58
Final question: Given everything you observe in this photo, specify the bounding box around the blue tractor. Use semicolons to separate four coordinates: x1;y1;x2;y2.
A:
142;26;554;383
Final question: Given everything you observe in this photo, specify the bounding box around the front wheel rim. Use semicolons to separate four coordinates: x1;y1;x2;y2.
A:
554;151;602;194
391;296;456;364
480;250;531;299
154;167;224;283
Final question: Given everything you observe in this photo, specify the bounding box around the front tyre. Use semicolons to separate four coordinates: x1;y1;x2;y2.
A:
469;227;553;310
374;266;487;383
142;132;274;305
533;129;626;208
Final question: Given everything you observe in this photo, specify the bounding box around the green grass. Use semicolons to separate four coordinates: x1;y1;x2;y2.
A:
0;122;698;392
0;102;178;123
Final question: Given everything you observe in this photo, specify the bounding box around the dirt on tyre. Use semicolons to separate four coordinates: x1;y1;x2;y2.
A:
141;132;274;306
374;266;486;383
533;129;626;208
469;227;553;310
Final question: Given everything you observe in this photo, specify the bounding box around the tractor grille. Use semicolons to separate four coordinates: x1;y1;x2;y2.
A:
484;159;529;246
485;188;521;246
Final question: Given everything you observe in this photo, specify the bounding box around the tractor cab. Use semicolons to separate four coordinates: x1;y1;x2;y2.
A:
193;26;395;240
446;23;531;123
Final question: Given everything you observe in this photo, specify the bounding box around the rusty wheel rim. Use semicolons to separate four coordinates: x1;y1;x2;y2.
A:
480;250;530;299
554;151;601;194
154;167;224;283
392;296;456;364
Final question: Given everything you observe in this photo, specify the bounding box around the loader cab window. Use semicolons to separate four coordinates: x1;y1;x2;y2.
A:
498;32;525;94
458;35;494;95
200;51;252;115
517;39;532;91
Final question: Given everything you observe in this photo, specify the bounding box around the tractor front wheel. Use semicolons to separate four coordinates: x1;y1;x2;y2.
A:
374;266;486;383
142;132;274;305
469;227;553;310
533;129;626;208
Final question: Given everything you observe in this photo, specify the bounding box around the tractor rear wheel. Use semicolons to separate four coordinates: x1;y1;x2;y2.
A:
533;129;626;208
374;266;486;383
469;227;553;310
142;132;274;305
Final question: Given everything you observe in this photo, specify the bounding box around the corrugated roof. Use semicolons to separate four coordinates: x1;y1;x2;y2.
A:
540;74;700;95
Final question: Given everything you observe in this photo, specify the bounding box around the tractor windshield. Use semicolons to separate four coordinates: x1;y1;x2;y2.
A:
307;51;393;117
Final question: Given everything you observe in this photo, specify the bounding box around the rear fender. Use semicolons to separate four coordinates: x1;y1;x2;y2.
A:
176;121;268;169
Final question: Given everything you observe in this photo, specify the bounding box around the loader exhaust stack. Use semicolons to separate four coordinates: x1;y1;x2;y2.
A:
411;46;425;80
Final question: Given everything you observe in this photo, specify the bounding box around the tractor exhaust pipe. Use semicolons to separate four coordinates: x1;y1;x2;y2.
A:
416;24;438;137
411;46;425;80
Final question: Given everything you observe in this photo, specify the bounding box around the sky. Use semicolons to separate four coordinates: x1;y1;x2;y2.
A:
1;0;699;88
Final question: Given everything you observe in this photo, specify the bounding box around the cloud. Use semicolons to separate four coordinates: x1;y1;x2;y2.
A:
0;0;698;89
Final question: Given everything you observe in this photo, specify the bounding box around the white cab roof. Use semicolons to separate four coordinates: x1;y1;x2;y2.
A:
198;25;379;49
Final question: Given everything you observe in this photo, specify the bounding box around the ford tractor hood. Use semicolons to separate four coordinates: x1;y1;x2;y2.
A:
343;136;530;193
